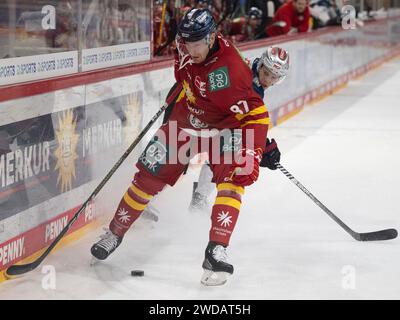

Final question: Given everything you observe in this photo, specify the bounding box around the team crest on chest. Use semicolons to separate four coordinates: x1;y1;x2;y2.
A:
189;114;209;129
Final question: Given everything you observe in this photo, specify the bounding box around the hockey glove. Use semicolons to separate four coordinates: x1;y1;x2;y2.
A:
260;138;281;170
230;148;263;187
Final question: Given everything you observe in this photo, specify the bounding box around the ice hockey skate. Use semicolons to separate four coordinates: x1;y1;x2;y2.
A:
189;191;209;212
201;242;234;286
141;203;160;222
91;228;122;261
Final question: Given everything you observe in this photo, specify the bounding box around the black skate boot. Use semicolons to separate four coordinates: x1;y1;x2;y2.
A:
91;228;122;261
201;241;234;286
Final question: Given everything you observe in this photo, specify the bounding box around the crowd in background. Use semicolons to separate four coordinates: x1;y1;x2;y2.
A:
0;0;393;59
154;0;350;56
0;0;152;59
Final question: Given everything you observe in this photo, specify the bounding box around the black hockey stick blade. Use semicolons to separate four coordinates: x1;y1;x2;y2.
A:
6;261;39;277
277;164;398;242
354;228;398;241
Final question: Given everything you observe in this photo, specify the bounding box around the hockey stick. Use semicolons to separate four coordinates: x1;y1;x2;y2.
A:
157;0;167;48
276;163;397;241
6;83;182;277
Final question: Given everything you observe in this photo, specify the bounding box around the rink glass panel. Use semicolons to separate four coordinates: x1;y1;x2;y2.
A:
0;0;151;57
0;0;151;84
81;0;151;49
0;0;79;58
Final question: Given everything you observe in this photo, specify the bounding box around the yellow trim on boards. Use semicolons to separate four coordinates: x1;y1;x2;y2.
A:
0;220;98;283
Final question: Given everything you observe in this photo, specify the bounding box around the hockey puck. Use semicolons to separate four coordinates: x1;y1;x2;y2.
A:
131;270;144;277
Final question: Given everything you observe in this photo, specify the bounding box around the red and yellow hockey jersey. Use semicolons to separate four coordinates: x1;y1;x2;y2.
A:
170;34;269;152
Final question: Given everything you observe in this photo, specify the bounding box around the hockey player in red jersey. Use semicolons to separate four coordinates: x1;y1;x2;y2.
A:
91;8;270;286
142;46;288;217
189;46;289;211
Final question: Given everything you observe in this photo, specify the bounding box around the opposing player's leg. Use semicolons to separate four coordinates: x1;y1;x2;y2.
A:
189;162;214;212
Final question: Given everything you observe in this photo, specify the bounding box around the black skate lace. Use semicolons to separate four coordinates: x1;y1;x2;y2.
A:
212;245;228;263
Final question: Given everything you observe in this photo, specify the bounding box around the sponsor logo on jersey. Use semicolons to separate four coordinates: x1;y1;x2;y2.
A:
208;66;230;92
139;138;168;174
189;114;209;129
187;104;205;116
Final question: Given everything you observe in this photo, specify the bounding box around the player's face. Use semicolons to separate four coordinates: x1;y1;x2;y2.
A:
259;66;282;88
185;33;215;64
294;0;308;13
196;3;208;9
248;17;261;29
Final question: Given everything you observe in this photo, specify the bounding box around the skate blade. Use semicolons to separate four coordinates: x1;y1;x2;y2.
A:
90;256;101;267
200;269;229;286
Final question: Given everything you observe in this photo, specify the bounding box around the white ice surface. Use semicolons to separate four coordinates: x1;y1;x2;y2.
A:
1;58;399;300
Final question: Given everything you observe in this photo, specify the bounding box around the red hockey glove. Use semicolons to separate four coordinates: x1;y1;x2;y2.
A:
229;148;263;187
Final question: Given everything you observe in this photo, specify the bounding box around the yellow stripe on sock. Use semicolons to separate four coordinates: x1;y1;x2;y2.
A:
214;196;242;210
217;183;245;195
123;192;147;211
235;105;267;121
240;117;270;127
130;184;153;200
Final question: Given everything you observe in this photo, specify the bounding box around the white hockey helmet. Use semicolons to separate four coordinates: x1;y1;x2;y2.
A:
258;46;290;84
